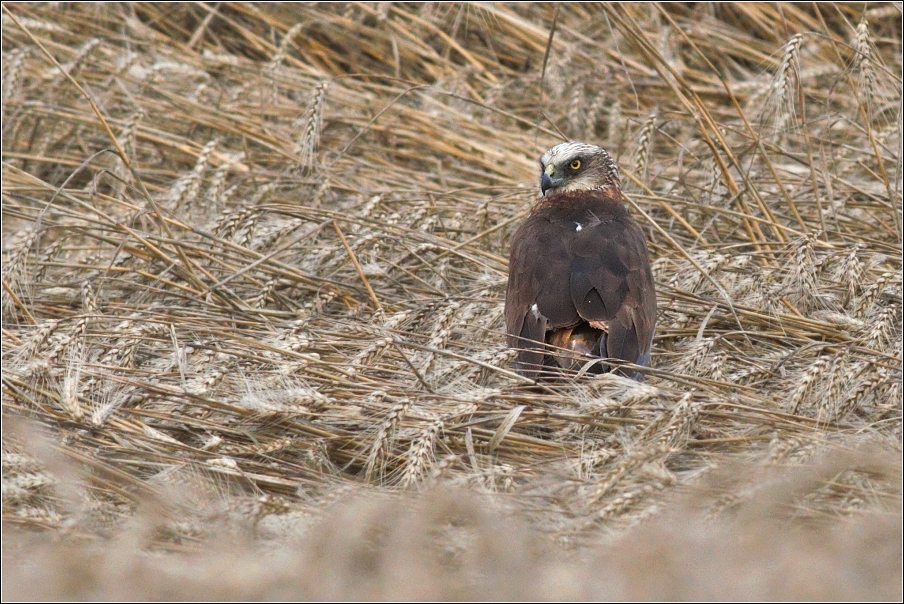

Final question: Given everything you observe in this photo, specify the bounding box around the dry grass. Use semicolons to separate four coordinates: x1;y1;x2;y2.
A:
2;2;901;599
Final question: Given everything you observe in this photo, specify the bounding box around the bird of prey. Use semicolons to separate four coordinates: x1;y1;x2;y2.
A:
504;142;656;380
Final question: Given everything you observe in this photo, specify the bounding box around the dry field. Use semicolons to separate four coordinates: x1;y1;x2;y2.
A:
2;3;902;600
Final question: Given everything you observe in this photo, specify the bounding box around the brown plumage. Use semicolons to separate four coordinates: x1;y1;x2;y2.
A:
505;142;656;380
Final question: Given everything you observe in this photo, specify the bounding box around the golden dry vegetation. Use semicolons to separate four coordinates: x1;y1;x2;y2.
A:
2;2;902;599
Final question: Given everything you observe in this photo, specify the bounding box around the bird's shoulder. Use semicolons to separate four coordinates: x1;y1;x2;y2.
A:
507;188;652;318
513;190;645;259
528;189;629;224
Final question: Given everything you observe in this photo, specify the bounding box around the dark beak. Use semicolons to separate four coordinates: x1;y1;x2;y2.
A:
540;173;553;196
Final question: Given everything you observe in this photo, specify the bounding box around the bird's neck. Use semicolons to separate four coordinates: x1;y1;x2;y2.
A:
533;188;628;216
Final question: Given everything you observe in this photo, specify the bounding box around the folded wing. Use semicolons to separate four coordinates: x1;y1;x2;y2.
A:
505;205;656;379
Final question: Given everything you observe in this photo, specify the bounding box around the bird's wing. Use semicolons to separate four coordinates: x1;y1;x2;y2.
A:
505;207;656;376
505;215;581;375
568;215;656;367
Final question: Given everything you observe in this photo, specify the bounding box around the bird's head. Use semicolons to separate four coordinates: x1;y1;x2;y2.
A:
538;142;621;198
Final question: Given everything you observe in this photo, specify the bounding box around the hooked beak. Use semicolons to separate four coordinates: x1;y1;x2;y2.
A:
540;173;554;196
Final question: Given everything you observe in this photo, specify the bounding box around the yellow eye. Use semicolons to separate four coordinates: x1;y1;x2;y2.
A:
570;159;581;170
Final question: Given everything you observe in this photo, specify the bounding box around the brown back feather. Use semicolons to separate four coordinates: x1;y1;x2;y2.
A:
505;189;656;379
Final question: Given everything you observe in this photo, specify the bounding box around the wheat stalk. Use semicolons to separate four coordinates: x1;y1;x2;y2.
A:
365;397;410;481
401;416;444;488
293;80;330;171
633;110;657;181
787;357;829;416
